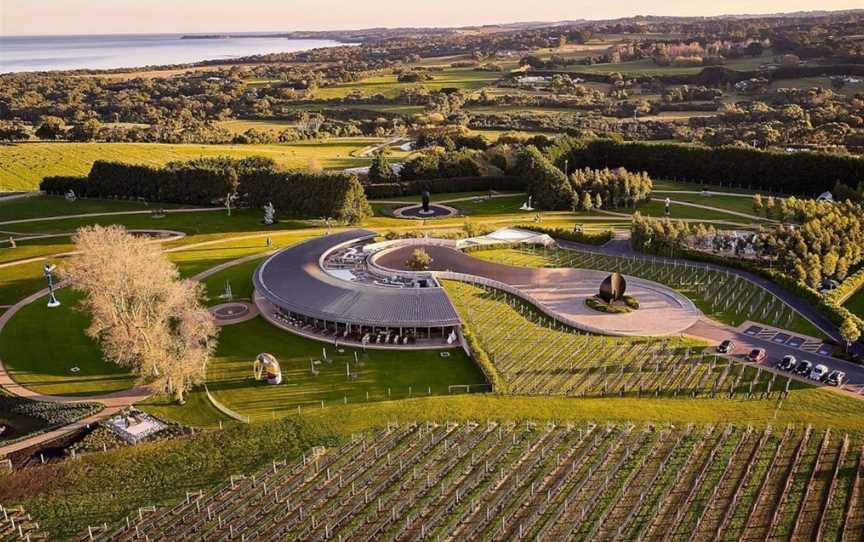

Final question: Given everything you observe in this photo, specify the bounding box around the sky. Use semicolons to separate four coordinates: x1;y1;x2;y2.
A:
1;0;862;36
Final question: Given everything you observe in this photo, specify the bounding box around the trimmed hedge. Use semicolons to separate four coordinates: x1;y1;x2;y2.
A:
550;137;864;196
826;267;864;307
40;158;372;223
516;224;613;246
365;176;524;199
460;323;506;394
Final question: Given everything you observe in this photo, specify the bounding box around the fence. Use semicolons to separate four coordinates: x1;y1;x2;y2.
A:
203;384;250;424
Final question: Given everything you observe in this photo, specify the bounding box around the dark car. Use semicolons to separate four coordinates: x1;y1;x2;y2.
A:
777;355;796;371
747;348;766;363
717;339;734;354
795;360;813;377
826;370;846;387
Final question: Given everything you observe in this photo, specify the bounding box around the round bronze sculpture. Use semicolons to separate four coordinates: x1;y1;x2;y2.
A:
599;272;627;303
421;190;431;213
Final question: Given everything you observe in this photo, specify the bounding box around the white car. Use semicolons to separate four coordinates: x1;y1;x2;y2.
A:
810;364;829;382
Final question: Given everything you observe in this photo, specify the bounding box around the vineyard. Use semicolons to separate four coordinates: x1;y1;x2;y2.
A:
470;246;815;336
444;281;801;399
0;503;47;542
82;422;864;542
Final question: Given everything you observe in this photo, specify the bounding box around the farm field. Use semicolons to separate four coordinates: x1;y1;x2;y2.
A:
558;53;771;76
0;138;392;192
71;421;864;542
310;68;500;100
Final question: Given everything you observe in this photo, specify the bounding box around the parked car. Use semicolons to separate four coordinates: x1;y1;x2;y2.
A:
810;364;830;381
747;348;766;363
717;339;734;354
795;360;813;377
826;370;847;386
777;355;796;371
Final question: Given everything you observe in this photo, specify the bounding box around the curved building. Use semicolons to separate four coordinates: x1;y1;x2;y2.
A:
253;229;462;348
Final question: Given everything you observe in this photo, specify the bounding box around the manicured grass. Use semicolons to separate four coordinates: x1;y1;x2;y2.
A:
451;195;529;215
629;200;764;224
205;317;487;422
0;195;189;222
138;388;229;428
656;192;766;217
845;287;864;319
0;139;390;192
0;235;73;265
0;289;134;397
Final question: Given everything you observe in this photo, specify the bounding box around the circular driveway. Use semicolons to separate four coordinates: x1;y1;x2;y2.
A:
375;245;702;337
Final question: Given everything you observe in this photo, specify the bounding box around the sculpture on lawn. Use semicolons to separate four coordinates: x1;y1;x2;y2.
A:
253;352;282;385
599;272;627;304
421;190;431;214
263;202;276;225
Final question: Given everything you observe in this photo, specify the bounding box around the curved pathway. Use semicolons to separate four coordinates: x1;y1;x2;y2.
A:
376;245;702;336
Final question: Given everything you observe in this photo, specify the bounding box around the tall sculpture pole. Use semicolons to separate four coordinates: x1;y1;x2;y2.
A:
44;263;61;308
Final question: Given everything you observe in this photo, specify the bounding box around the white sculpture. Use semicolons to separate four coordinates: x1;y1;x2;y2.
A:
263;202;275;225
65;189;77;202
519;195;534;211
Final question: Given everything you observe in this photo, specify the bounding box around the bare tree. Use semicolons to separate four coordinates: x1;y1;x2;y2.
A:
62;225;218;403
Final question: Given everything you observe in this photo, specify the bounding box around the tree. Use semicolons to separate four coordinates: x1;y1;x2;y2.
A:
752;193;763;215
70;119;102;141
61;225;218;403
35;116;66;140
765;196;776;218
516;146;573;210
839;318;861;350
594;193;603;210
581;191;593;212
368;151;396;182
0;120;30;142
406;248;432;271
745;42;764;57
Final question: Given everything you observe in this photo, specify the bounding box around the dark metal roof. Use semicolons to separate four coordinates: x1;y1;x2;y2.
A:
253;229;461;327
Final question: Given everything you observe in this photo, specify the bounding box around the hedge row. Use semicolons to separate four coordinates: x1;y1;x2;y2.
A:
460;322;507;394
549;137;864;196
41;159;371;223
825;266;864;307
364;176;525;199
515;224;613;246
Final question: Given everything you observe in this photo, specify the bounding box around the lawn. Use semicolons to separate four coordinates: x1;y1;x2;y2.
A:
0;289;134;397
0;195;188;222
845;287;864;319
0;139;390;192
205;317;488;422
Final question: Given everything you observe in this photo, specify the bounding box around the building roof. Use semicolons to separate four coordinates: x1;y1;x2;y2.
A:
253;229;461;328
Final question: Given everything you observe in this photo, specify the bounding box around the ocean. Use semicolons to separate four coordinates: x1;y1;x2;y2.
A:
0;33;348;73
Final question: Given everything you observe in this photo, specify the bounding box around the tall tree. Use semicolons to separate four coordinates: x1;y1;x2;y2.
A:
62;225;218;403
